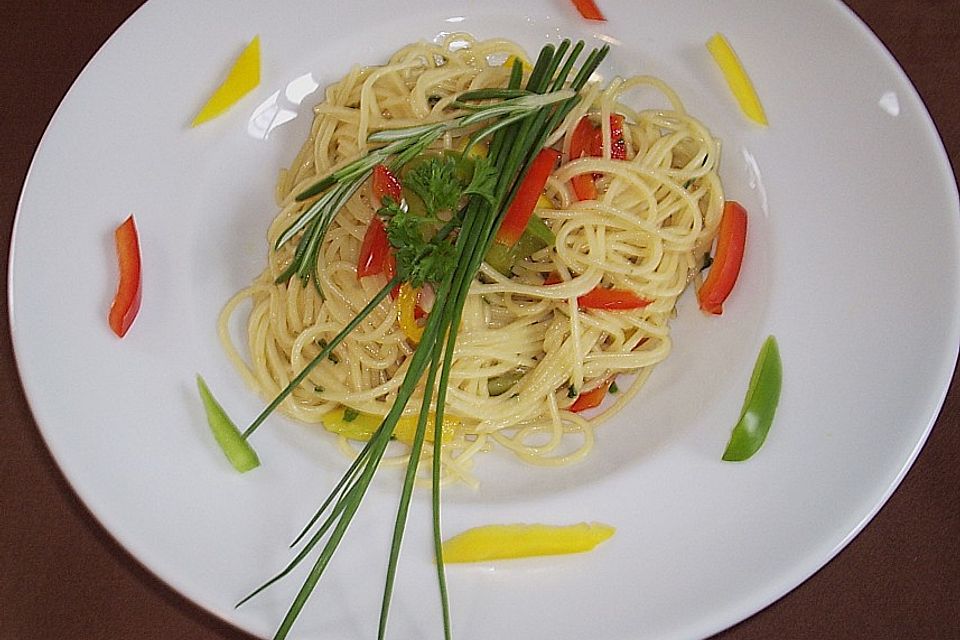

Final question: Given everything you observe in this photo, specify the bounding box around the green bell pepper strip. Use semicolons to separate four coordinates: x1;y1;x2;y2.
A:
484;214;555;275
722;335;782;461
196;375;261;472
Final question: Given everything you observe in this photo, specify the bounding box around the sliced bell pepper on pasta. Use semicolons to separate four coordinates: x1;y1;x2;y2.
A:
569;115;626;200
570;376;615;412
577;287;650;310
322;406;457;445
495;148;560;247
441;522;615;563
698;200;747;315
570;116;600;200
371;163;403;207
357;216;393;279
191;36;261;127
397;282;425;343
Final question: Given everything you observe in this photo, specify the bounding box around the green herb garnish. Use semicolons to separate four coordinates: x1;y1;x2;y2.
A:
202;39;609;640
274;87;577;290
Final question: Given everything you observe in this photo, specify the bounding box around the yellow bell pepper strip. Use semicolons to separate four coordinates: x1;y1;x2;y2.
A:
441;522;615;563
196;375;260;472
191;35;261;127
108;215;142;338
698;200;748;315
396;282;424;343
706;33;768;126
502;55;533;73
322;406;457;445
722;335;782;461
571;0;606;21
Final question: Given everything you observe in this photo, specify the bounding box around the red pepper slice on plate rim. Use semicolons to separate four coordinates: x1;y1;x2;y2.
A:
108;214;142;338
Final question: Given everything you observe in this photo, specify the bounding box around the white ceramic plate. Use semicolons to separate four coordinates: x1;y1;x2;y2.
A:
10;0;960;638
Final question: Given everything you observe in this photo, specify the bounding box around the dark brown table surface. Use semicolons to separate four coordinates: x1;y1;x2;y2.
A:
2;2;958;639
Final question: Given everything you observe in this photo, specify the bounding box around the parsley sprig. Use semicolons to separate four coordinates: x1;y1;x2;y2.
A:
378;153;497;288
200;40;609;640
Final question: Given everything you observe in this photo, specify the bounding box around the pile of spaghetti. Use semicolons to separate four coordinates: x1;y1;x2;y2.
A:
220;34;723;485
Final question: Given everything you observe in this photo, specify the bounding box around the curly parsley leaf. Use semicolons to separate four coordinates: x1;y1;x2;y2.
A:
404;155;464;216
461;155;497;206
382;203;457;288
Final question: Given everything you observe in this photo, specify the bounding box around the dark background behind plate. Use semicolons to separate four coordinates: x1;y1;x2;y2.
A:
1;1;957;638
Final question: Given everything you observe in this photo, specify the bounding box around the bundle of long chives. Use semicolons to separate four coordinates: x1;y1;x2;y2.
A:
207;40;609;640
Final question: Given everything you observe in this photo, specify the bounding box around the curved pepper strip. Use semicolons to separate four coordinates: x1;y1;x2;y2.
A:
108;215;142;338
698;200;747;315
495;148;561;247
191;36;261;127
706;33;768;126
722;336;782;461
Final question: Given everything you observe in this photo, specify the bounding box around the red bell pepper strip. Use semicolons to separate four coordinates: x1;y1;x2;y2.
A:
495;148;561;247
698;200;748;315
361;222;420;316
570;377;614;412
578;287;651;310
569;117;599;201
357;216;392;279
608;114;626;160
108;215;142;338
571;0;606;21
372;163;402;207
569;115;626;200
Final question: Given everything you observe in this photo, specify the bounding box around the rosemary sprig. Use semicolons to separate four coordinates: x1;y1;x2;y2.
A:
275;89;574;289
203;39;610;640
